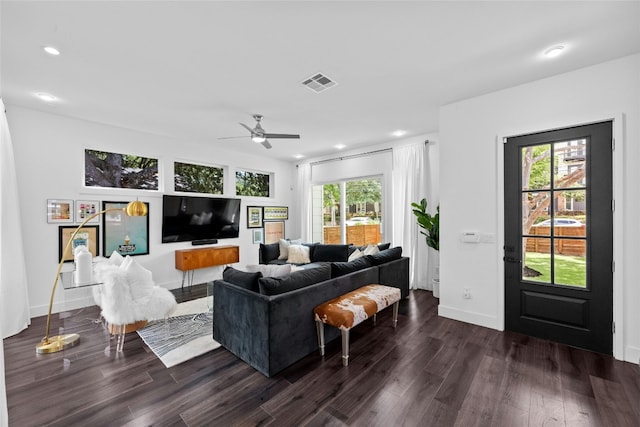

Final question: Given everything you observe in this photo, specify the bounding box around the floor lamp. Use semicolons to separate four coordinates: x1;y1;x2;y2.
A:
36;200;148;354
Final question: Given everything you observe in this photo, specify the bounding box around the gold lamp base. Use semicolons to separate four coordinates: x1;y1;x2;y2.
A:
36;333;80;354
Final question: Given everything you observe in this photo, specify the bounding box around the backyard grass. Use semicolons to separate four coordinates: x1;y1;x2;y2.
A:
524;252;586;288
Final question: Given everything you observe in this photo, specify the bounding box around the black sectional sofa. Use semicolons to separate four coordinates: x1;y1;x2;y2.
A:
213;244;409;377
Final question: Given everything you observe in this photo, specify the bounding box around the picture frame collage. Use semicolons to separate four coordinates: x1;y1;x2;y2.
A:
246;206;288;244
48;198;150;262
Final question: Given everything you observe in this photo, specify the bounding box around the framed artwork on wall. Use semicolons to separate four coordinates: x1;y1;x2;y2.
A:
75;200;100;224
263;206;288;220
252;228;264;244
264;221;285;244
247;206;263;228
47;199;74;223
59;225;99;262
102;201;149;257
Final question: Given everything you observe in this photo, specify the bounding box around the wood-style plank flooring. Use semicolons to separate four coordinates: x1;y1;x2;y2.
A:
4;287;640;426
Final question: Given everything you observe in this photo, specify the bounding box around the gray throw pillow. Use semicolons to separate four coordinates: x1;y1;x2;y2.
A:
311;244;349;262
330;256;374;278
366;246;403;266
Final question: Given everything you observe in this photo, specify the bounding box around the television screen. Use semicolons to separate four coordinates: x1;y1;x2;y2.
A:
162;195;241;243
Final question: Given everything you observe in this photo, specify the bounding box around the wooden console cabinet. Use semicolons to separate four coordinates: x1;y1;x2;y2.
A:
175;245;239;289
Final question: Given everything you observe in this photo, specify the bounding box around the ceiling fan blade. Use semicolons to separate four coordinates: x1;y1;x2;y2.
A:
263;133;300;139
261;139;272;149
239;122;254;133
217;135;248;140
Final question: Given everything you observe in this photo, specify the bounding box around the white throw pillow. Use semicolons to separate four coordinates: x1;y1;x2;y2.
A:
363;244;380;256
121;256;154;300
245;263;292;278
348;248;364;261
287;244;311;264
278;238;302;260
107;250;125;266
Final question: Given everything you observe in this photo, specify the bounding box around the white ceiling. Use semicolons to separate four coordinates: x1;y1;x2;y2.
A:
2;1;639;161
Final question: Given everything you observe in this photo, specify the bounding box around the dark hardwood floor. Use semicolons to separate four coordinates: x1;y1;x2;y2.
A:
4;287;640;426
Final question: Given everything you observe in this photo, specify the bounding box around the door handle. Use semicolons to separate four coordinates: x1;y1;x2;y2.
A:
503;256;521;263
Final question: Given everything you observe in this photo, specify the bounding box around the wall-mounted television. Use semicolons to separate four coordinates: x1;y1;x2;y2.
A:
162;195;241;243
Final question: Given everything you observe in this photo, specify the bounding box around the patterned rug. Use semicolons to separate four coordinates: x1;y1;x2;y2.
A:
136;297;221;368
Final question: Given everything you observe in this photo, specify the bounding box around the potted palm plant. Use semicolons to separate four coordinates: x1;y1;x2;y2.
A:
411;198;440;297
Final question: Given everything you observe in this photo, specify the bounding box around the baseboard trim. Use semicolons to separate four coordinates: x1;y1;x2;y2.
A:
437;304;500;330
625;345;640;365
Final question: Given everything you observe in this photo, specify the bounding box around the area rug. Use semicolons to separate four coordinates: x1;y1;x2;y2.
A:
136;297;221;368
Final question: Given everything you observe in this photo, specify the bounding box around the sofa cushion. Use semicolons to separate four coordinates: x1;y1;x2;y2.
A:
348;248;364;261
311;244;349;263
348;242;391;256
245;263;292;278
363;244;380;256
330;256;374;278
259;242;280;264
259;263;331;296
367;246;403;266
287;244;311;264
302;242;319;260
223;266;262;292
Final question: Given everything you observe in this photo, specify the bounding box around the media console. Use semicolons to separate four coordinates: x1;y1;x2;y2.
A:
175;245;239;290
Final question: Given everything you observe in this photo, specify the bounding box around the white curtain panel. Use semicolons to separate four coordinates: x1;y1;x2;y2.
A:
296;162;312;241
0;99;30;338
0;340;5;427
392;142;430;290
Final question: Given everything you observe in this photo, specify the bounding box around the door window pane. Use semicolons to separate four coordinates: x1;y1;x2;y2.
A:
522;144;551;191
523;237;551;284
554;240;587;288
554;139;587;190
524;191;551;236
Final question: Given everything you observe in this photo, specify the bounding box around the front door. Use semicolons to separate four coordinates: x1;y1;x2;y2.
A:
504;121;613;354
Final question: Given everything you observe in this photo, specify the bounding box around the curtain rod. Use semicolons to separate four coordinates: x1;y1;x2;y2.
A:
300;140;430;167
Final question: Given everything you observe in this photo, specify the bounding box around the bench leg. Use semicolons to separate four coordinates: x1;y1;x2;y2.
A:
315;320;325;356
341;329;350;367
392;301;399;328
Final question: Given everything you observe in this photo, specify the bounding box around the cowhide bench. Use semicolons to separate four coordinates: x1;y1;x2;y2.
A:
313;284;401;367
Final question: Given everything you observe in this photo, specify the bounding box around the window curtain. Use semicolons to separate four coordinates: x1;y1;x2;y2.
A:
296;162;312;241
392;142;431;290
0;99;30;338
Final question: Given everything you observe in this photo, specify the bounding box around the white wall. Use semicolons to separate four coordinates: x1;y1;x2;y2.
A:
439;54;640;363
7;106;295;317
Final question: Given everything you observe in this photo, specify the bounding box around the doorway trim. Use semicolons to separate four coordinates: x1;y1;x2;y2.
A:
495;113;625;360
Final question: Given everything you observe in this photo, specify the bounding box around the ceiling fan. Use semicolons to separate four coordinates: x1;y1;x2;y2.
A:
218;114;300;149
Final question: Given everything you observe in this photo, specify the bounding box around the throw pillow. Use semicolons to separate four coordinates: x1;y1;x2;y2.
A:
367;246;403;266
377;242;391;251
223;266;262;292
363;244;380;256
348;248;364;261
245;263;292;278
330;256;374;278
311;244;349;262
277;238;302;260
259;263;331;296
107;250;125;266
287;244;311;264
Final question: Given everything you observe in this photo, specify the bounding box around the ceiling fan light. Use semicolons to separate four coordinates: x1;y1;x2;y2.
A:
252;135;266;143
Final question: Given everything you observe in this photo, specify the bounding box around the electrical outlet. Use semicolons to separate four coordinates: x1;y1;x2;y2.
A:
463;287;471;299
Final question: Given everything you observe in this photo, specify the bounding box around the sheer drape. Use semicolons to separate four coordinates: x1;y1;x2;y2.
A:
392;142;431;290
296;163;312;241
0;99;30;338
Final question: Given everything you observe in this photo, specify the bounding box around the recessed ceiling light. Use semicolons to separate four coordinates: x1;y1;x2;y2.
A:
293;154;304;159
43;46;60;56
35;92;57;102
334;144;347;150
544;45;565;58
392;130;407;137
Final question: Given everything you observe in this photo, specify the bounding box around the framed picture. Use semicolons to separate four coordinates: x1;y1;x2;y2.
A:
264;221;285;244
252;228;264;244
263;206;288;220
59;225;99;262
47;199;74;223
247;206;263;228
102;201;149;257
75;200;100;224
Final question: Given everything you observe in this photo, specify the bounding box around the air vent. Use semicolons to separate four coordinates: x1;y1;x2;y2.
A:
301;72;337;93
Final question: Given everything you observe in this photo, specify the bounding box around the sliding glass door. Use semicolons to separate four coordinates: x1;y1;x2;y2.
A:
312;177;383;245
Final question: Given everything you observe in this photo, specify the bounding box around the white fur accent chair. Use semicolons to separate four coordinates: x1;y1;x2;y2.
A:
94;252;177;351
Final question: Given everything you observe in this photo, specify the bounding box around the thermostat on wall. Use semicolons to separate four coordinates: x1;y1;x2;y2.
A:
460;232;481;243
